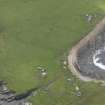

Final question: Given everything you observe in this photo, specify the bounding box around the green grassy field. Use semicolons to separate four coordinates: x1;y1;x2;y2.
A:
0;0;105;105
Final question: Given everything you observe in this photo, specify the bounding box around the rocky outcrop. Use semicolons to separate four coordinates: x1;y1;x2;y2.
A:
68;18;105;82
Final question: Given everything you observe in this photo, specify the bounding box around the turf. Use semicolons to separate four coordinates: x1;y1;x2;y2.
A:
0;0;105;105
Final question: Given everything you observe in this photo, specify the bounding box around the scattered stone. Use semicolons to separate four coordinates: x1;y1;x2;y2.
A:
2;85;8;91
67;78;75;85
42;72;47;76
41;72;47;78
75;86;82;97
75;86;80;91
32;91;37;97
85;14;93;22
67;78;73;83
100;81;105;86
63;61;68;70
36;66;48;78
37;66;42;70
75;91;82;97
0;81;7;86
67;78;71;81
63;61;67;66
63;66;66;69
23;102;32;105
40;68;47;78
41;68;46;72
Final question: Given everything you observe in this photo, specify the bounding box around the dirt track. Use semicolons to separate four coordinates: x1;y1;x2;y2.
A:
68;18;105;82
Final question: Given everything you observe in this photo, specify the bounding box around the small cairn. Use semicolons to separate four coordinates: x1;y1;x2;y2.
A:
75;86;82;97
37;66;48;78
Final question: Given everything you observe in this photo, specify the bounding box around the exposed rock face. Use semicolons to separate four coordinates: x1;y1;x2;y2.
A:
0;80;34;105
68;18;105;81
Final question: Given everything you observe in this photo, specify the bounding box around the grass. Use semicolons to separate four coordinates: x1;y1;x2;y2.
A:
0;0;105;105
